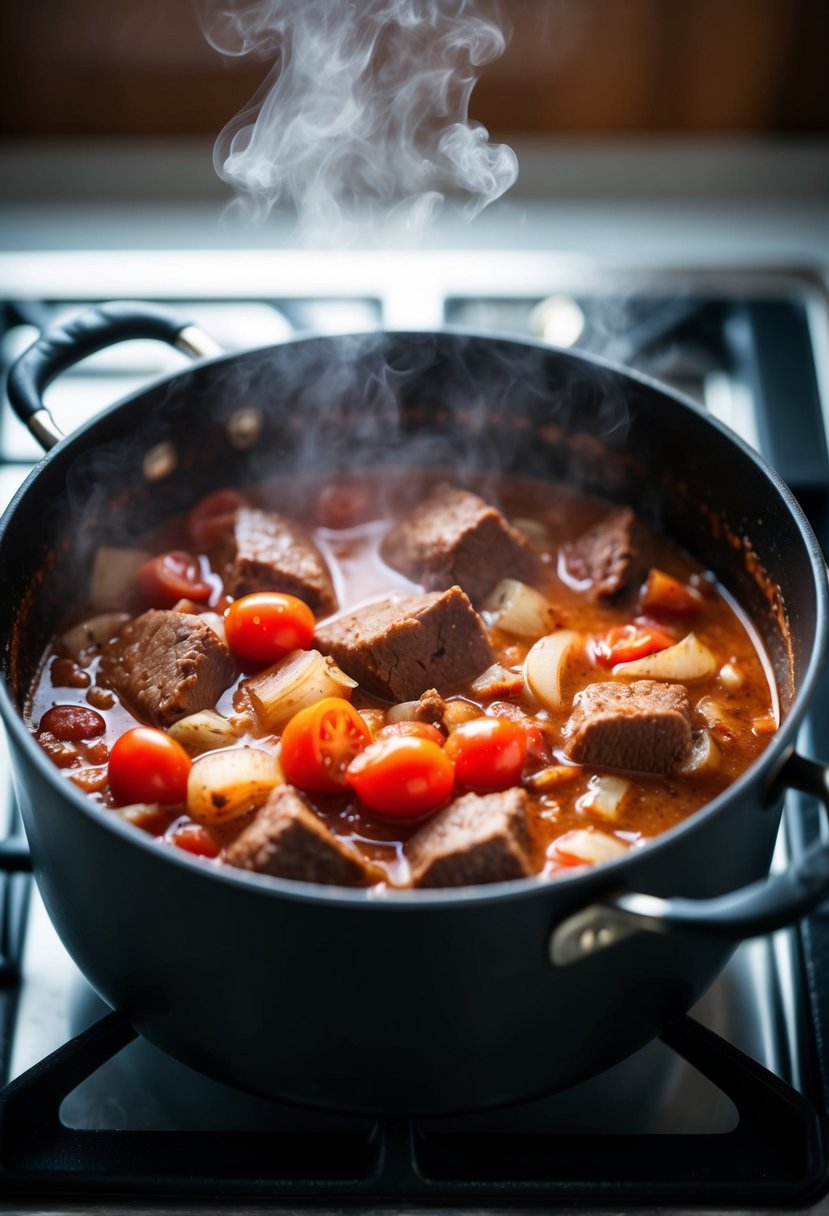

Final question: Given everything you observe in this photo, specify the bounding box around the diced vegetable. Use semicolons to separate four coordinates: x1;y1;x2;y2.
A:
612;632;716;681
578;774;631;821
552;828;629;866
442;699;484;728
280;697;372;793
358;708;387;736
752;715;777;736
678;728;721;775
719;662;743;690
593;622;675;666
108;727;191;806
524;630;581;710
60;612;130;661
525;764;582;792
640;568;703;616
510;517;550;547
187;747;281;824
695;696;728;730
484;579;558;638
385;700;423;724
89;547;151;610
245;649;357;732
112;802;169;834
138;551;212;608
469;663;524;699
167;710;242;756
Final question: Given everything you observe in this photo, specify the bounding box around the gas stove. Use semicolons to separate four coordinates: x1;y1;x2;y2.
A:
1;256;829;1210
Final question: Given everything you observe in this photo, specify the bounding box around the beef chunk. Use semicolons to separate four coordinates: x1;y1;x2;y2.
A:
380;482;539;604
407;788;533;888
565;507;645;602
99;610;237;728
413;687;449;732
563;679;692;774
315;586;492;702
220;507;337;616
225;785;367;886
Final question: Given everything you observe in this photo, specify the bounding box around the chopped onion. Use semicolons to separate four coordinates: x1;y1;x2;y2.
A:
719;662;743;690
187;747;281;824
60;613;130;661
552;828;629;866
484;579;557;638
612;632;716;681
168;710;241;756
695;696;727;730
245;649;357;732
523;630;581;710
678;728;721;775
578;774;631;821
195;611;227;645
511;517;550;547
470;663;524;699
752;715;777;736
385;700;423;725
525;764;581;792
89;546;150;609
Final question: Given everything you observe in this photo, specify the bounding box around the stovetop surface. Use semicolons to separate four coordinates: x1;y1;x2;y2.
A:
2;261;829;1210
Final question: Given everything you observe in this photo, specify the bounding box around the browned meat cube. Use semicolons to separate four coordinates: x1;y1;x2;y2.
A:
225;785;368;886
380;482;539;604
99;610;237;729
564;507;645;601
219;507;337;616
412;687;449;732
407;788;533;888
563;679;692;774
315;586;492;702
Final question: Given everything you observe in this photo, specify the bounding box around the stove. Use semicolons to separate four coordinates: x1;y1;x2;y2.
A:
2;256;829;1210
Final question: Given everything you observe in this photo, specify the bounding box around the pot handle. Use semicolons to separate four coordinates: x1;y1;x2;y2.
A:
6;300;222;452
550;750;829;965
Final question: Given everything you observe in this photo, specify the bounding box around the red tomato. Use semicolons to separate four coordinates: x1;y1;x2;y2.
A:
315;480;374;529
108;727;191;806
170;822;220;859
224;592;315;666
444;717;528;793
187;489;250;548
593;622;676;667
345;736;455;820
39;705;106;742
137;551;212;608
280;697;372;794
376;720;446;747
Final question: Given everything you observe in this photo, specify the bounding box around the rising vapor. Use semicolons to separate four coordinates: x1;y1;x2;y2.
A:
198;0;518;242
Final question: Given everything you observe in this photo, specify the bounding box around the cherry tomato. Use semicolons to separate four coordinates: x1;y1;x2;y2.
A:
280;697;372;794
640;568;703;617
187;489;250;549
345;736;455;820
376;720;445;747
39;705;106;742
170;822;220;859
137;551;212;608
315;480;374;529
444;717;528;793
108;726;191;806
593;621;676;666
224;592;315;666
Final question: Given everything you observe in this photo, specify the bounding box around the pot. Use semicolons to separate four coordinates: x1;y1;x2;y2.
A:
1;300;828;1115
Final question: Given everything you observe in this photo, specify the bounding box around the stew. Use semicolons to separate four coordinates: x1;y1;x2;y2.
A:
26;471;777;890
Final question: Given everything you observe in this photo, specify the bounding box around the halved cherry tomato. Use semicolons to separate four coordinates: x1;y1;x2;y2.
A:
640;568;703;617
170;822;220;859
137;551;212;608
187;489;250;548
345;736;454;820
593;622;676;667
108;726;191;806
224;592;315;666
281;697;371;794
376;721;445;747
444;716;528;793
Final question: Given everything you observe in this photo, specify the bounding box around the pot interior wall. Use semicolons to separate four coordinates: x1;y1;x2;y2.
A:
0;332;814;715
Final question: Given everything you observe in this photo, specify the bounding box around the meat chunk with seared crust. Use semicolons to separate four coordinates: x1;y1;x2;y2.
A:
219;507;337;616
315;586;492;702
99;610;237;728
565;507;645;602
563;679;692;774
225;785;368;886
407;788;533;888
380;482;539;604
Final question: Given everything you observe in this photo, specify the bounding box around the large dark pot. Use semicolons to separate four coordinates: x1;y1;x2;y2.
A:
1;302;828;1115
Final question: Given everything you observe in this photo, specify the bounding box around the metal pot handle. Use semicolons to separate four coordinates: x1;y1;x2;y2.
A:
6;301;222;453
550;750;829;965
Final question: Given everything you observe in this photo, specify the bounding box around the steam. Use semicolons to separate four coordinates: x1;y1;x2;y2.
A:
198;0;518;241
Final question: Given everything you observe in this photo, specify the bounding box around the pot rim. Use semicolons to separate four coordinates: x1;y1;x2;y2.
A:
1;327;826;911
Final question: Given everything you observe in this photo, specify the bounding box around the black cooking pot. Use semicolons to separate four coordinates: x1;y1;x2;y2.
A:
2;301;828;1116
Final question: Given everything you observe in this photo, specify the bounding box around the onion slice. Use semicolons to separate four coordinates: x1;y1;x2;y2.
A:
612;632;716;681
245;649;357;732
187;747;281;824
578;774;631;821
168;710;242;757
60;613;130;661
553;828;629;866
483;579;557;638
523;630;581;711
89;547;150;610
678;728;721;776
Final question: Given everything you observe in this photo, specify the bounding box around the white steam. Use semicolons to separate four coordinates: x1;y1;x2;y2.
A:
198;0;518;241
